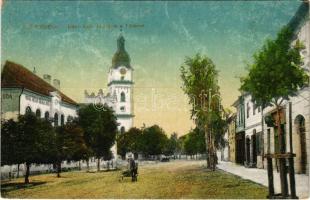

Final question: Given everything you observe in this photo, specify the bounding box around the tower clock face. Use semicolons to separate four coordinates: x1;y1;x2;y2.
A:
120;68;127;75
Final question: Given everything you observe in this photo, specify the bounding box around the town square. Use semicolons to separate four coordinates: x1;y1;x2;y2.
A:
1;0;309;199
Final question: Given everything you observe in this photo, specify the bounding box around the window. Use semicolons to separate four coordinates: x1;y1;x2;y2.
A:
54;113;59;126
61;114;64;126
35;109;41;118
246;103;250;118
25;106;32;114
120;92;126;102
45;111;49;120
120;106;125;112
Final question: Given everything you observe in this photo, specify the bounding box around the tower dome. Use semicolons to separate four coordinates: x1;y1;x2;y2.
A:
112;35;131;69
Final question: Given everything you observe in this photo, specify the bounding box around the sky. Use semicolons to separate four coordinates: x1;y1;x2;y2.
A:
1;0;302;135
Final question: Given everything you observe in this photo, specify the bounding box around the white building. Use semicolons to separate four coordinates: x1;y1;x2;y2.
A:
1;61;78;123
84;34;134;133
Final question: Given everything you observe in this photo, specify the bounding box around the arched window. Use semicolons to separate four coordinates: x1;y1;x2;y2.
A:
35;109;41;118
120;92;126;102
25;106;32;114
45;111;49;120
61;114;64;126
54;113;59;126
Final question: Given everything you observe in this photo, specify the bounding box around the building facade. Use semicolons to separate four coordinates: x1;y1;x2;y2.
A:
230;2;310;174
84;35;134;133
232;96;246;165
1;61;78;123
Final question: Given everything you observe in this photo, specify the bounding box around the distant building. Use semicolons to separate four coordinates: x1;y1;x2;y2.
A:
1;61;78;124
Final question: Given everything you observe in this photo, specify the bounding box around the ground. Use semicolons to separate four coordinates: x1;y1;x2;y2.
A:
1;160;268;199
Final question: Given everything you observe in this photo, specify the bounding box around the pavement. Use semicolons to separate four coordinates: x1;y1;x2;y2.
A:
217;161;309;199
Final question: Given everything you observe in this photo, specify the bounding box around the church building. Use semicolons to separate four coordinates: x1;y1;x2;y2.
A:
84;34;134;133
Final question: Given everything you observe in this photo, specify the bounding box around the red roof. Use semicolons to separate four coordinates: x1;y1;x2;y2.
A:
1;61;78;106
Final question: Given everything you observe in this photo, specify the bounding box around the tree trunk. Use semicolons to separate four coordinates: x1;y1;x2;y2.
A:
78;160;81;171
57;162;61;178
17;164;20;178
276;107;288;197
205;125;211;168
97;158;100;172
24;163;30;184
86;159;89;171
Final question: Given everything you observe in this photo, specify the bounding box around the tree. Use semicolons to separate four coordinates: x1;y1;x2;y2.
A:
78;104;118;171
140;125;168;157
163;133;181;157
117;127;143;159
54;121;89;177
240;26;308;196
1;119;19;167
180;53;223;169
1;113;57;184
182;128;206;158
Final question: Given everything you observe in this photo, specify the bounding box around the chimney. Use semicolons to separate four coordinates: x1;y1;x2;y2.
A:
43;74;51;84
53;79;60;90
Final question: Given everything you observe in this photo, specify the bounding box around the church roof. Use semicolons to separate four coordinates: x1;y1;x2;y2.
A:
112;35;131;69
1;61;78;106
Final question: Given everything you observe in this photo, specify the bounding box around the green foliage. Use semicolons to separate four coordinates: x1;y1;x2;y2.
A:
183;128;206;155
77;104;118;160
240;26;308;107
140;125;169;156
117;127;143;158
163;133;181;156
1;119;20;166
55;122;89;163
180;53;220;120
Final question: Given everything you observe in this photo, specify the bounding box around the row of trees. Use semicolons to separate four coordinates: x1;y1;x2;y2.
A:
117;125;181;158
117;125;211;159
1;104;118;183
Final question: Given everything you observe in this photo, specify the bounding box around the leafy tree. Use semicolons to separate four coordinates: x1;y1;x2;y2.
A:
78;104;118;171
1;113;57;184
1;119;19;166
163;133;181;156
183;128;206;157
180;53;223;169
54;122;89;177
140;125;168;157
240;26;308;195
117;127;143;159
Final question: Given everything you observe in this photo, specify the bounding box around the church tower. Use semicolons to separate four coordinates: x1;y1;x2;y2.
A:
107;34;134;133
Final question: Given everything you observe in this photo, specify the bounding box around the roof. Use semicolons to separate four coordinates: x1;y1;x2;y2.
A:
1;61;78;106
112;35;131;69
